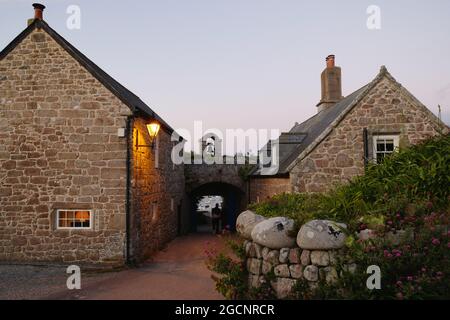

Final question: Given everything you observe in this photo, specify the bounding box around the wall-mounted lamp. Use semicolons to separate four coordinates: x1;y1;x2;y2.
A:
136;121;161;149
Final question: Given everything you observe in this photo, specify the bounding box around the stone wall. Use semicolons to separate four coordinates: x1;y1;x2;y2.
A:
129;118;185;262
238;213;350;299
244;241;351;299
248;177;290;204
291;76;447;193
0;28;131;265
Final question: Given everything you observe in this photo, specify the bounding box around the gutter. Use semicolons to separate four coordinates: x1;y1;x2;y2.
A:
125;115;134;265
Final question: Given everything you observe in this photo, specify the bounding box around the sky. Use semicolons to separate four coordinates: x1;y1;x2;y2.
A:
1;0;450;154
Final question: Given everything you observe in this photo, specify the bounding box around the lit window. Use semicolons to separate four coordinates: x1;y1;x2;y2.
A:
372;135;399;164
57;210;92;229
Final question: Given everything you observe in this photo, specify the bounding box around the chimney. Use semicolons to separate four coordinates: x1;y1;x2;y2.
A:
28;3;45;25
316;54;343;112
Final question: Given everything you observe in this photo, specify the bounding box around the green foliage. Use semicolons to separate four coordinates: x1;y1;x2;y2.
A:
238;163;255;181
205;238;248;300
296;211;450;299
250;134;450;232
205;237;276;299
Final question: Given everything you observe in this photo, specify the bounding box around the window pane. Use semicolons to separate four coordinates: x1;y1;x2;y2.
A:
58;218;69;228
386;142;394;152
57;210;91;229
376;153;384;164
376;141;385;151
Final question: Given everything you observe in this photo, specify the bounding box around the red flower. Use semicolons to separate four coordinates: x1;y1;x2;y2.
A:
432;238;440;246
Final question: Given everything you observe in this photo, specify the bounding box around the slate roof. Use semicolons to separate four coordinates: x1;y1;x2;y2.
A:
0;19;177;135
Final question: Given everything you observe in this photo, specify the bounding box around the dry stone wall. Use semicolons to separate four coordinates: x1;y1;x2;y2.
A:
245;240;352;299
238;211;352;298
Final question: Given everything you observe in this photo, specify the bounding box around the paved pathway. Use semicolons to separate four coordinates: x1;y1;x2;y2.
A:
51;233;224;300
0;233;225;300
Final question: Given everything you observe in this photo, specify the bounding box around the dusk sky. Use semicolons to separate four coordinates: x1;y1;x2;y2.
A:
2;0;450;154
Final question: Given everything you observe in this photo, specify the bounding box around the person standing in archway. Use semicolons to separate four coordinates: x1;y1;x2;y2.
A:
211;203;222;234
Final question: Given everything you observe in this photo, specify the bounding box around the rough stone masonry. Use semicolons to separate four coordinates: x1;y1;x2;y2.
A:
0;18;185;265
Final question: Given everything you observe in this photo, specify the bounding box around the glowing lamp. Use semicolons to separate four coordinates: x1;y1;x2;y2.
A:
136;121;161;149
146;121;160;141
75;211;90;222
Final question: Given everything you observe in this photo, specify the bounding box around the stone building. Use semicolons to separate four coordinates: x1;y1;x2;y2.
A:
249;54;448;202
0;4;186;266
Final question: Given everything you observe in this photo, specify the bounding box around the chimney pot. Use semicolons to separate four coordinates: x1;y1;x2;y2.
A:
32;3;46;20
326;54;335;68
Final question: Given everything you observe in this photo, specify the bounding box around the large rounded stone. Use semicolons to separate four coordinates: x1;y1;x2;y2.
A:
297;220;347;250
251;217;296;249
236;210;266;239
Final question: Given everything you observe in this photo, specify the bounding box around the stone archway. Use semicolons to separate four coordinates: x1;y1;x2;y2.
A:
188;182;246;233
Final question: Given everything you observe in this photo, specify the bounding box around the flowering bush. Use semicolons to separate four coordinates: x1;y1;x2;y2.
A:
298;209;450;300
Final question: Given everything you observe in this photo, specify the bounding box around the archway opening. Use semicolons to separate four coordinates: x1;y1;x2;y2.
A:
189;182;245;234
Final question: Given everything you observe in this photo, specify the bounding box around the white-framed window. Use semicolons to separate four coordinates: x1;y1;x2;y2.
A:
56;209;93;229
372;135;399;164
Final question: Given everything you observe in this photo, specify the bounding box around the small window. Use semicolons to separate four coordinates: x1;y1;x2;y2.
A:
372;135;399;164
57;210;92;229
151;202;158;222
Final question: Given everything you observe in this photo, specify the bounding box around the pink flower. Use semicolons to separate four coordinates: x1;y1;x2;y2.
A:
396;281;402;287
448;242;450;248
387;221;393;225
407;276;413;281
432;238;440;246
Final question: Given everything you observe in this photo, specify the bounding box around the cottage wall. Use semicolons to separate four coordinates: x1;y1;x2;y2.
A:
0;28;132;265
129;118;185;262
290;76;446;193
